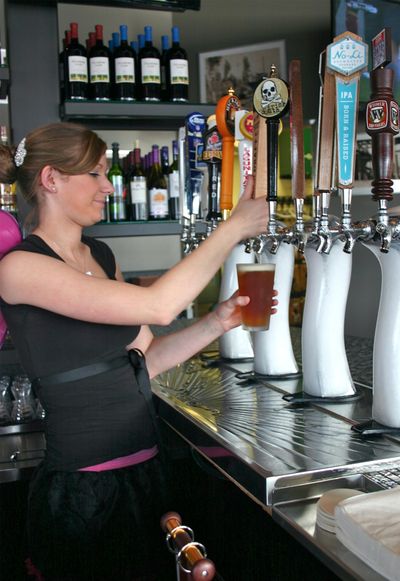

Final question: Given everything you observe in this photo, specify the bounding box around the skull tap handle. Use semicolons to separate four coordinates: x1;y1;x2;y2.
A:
253;65;290;209
215;88;241;218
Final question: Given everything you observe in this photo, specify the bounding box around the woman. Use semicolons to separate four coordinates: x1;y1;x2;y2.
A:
0;122;275;581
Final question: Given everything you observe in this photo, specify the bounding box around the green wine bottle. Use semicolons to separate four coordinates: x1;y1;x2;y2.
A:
148;145;169;220
108;142;127;222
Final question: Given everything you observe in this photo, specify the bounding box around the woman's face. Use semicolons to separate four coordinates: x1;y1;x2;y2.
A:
57;154;114;226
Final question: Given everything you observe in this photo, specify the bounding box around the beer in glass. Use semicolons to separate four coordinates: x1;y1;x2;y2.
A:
236;263;275;331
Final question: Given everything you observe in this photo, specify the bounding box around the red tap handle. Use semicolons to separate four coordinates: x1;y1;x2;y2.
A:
366;66;399;202
289;59;305;201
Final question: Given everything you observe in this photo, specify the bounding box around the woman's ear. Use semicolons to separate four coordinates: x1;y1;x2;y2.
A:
40;165;58;193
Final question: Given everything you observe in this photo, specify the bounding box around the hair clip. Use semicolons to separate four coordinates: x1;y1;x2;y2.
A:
14;137;27;168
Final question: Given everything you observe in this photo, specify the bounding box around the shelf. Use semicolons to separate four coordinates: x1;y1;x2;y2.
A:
85;220;183;237
60;100;216;130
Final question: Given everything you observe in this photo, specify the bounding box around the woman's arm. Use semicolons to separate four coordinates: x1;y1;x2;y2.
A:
129;292;278;379
0;178;268;327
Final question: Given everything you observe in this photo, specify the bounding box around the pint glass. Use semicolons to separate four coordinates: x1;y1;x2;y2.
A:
236;263;276;331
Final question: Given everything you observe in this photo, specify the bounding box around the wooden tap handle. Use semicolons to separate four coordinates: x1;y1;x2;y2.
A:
289;59;305;200
317;67;335;193
366;67;399;202
267;119;279;202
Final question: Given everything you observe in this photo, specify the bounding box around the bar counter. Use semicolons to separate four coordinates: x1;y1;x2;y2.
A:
1;327;399;580
151;327;400;580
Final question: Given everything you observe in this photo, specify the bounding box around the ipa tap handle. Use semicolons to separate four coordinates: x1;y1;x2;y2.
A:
215;88;241;218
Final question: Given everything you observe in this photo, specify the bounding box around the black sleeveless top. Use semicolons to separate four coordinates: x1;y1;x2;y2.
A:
0;235;157;471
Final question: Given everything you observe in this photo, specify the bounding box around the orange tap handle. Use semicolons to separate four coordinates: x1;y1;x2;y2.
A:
215;88;241;213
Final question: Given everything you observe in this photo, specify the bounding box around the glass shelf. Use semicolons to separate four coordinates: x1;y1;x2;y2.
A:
60;100;216;130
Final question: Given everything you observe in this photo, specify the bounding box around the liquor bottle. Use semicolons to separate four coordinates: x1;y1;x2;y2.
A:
160;34;169;101
89;24;111;101
129;145;148;220
108;143;127;222
86;32;96;52
139;25;161;101
114;24;136;101
148;145;169;220
166;26;189;102
168;140;180;219
65;22;88;100
112;32;120;49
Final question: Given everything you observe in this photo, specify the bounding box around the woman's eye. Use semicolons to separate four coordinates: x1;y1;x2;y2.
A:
88;172;100;178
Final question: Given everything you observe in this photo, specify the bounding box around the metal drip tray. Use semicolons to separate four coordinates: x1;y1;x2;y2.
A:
152;358;400;507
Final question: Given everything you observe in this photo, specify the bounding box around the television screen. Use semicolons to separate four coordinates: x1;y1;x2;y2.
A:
332;0;400;108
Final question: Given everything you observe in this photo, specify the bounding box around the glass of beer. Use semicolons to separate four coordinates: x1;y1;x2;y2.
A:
236;263;276;331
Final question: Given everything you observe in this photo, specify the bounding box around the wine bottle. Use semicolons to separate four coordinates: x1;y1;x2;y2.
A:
89;24;111;101
59;29;70;102
129;145;148;220
114;24;136;102
139;25;161;101
166;26;189;102
160;34;169;101
65;22;88;101
168;140;180;220
148;145;169;220
161;145;170;177
108;143;127;222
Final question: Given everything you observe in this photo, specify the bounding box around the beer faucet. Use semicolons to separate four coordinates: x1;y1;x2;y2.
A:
366;29;399;252
252;65;290;255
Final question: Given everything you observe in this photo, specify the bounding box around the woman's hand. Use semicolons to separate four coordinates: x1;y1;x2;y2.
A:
228;175;269;240
212;289;278;334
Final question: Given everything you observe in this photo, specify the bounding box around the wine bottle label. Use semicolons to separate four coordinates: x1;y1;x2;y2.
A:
141;58;161;84
111;175;123;197
170;59;189;85
149;187;168;217
90;57;110;83
130;177;147;204
68;56;88;82
168;170;180;199
115;57;135;84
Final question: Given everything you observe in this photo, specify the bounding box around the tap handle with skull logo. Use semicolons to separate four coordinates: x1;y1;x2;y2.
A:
366;28;399;203
215;88;241;218
253;65;289;203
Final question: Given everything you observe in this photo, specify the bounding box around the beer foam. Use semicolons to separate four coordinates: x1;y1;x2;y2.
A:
236;263;275;272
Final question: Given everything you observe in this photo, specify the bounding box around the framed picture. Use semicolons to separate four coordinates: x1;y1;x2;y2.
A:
199;40;286;108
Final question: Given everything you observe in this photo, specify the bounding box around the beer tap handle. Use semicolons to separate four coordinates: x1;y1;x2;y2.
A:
215;88;241;220
326;31;368;253
367;29;400;252
203;114;223;233
289;59;306;252
253;64;290;252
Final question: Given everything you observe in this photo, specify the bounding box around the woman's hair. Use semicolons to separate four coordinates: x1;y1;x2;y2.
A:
0;122;107;208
